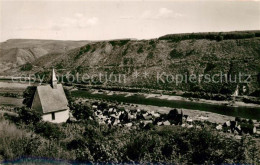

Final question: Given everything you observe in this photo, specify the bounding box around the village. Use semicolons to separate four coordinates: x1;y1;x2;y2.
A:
73;96;260;139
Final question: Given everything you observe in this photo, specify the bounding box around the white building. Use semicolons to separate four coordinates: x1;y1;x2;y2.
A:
31;69;69;123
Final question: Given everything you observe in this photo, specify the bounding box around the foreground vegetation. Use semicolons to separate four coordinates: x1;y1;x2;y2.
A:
0;105;259;164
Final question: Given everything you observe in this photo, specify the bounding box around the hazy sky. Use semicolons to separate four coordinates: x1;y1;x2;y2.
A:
0;0;259;41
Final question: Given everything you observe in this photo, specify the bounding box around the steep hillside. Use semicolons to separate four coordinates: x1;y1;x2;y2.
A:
5;31;260;95
0;39;91;72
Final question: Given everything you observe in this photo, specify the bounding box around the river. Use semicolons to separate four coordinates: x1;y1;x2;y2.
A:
72;90;260;120
0;81;259;120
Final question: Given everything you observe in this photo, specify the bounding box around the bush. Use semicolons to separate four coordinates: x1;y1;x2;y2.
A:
205;63;216;72
67;138;86;150
169;49;183;59
20;62;33;71
70;103;94;120
235;117;242;122
0;92;19;98
55;63;63;69
143;123;154;130
35;122;64;140
249;90;260;97
220;84;233;95
216;35;224;41
240;122;254;134
149;40;156;49
17;107;42;124
109;39;130;46
64;88;73;106
147;52;154;59
243;97;260;104
75;45;91;59
98;102;108;110
137;46;144;54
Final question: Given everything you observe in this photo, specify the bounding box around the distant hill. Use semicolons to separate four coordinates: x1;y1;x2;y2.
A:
2;31;260;95
0;39;91;72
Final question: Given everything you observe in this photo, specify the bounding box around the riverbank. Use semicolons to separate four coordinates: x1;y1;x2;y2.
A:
1;80;259;108
92;89;260;109
71;89;260;120
135;104;235;124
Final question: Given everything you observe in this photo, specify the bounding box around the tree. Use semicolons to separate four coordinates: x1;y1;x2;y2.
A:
23;86;37;107
70;103;94;120
64;88;73;106
216;35;223;41
17;106;42;124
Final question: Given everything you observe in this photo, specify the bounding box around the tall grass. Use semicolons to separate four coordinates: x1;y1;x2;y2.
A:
0;116;74;162
0;113;259;164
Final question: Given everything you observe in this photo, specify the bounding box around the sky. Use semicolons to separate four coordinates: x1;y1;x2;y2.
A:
0;0;259;42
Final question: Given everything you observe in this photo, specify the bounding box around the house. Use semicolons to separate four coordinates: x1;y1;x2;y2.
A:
31;69;69;123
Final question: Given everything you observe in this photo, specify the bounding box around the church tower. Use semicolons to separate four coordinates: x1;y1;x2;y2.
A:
51;68;58;89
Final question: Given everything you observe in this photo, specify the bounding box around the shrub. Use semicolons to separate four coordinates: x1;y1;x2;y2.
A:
220;84;233;95
122;47;128;56
67;138;86;150
91;47;96;53
169;49;183;59
137;46;144;54
109;39;130;46
147;52;154;59
249;90;260;97
98;102;108;111
143;123;154;130
20;62;33;71
216;35;223;41
125;132;162;162
70;103;94;120
243;97;260;104
55;63;63;69
0;92;19;98
235;117;242;122
75;45;91;59
64;88;73;106
149;40;156;49
16;107;42;125
240;122;254;134
205;63;216;72
35;122;64;140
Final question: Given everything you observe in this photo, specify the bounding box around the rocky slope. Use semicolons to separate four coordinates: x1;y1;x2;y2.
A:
0;39;91;72
3;31;260;95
